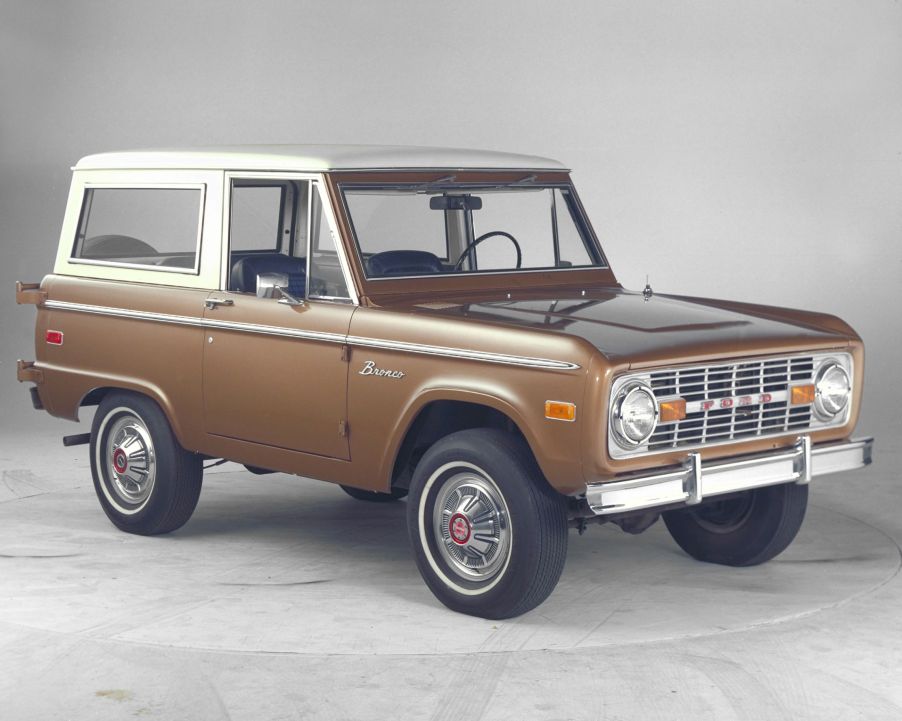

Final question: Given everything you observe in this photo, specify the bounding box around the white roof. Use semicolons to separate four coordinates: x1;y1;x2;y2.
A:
75;145;568;172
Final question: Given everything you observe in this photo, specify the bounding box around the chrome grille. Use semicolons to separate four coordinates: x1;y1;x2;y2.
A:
648;355;815;450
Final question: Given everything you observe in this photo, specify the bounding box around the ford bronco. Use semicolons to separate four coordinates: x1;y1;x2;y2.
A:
16;145;873;618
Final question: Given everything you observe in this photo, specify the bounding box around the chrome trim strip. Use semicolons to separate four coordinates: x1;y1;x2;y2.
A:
585;436;873;515
43;300;580;370
344;335;580;370
45;300;203;327
203;317;347;344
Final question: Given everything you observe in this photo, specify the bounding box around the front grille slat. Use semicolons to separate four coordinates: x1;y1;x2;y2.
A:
647;355;815;451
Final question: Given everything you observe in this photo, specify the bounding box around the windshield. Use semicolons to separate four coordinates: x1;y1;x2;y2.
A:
341;183;605;279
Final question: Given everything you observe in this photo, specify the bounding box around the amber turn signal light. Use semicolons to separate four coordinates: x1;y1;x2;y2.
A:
545;400;576;422
659;398;687;422
791;384;816;405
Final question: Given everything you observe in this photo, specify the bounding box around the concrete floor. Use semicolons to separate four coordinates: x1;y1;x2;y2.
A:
0;424;899;720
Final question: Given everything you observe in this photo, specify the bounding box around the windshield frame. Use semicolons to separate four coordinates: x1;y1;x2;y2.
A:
326;170;618;302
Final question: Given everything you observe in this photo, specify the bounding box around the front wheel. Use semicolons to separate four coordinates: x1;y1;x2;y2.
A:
663;482;808;566
90;392;203;535
407;429;568;619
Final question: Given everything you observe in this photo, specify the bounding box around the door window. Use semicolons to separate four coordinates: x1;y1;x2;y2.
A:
227;180;308;295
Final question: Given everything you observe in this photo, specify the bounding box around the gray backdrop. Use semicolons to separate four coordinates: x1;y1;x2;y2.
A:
1;0;900;447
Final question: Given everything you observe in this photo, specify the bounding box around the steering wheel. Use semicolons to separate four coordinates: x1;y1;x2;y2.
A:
453;231;522;271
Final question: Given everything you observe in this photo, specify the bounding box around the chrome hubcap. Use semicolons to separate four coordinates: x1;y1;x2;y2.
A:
432;472;511;581
105;415;156;506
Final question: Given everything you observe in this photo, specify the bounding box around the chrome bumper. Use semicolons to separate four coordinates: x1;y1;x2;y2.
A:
585;437;874;516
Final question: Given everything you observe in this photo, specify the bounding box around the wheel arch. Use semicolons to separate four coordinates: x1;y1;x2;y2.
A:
76;383;191;449
383;389;547;493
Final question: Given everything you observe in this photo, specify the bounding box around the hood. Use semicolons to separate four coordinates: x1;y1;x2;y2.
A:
411;289;849;363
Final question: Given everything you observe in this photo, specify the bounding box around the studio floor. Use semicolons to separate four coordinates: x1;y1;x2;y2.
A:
1;423;899;721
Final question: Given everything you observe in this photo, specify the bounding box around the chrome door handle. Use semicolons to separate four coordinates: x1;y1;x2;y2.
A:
204;298;234;310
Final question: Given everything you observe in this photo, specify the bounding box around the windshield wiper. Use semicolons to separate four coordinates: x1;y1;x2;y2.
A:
411;175;456;192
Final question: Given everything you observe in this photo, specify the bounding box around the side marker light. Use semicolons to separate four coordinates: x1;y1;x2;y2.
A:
545;400;576;422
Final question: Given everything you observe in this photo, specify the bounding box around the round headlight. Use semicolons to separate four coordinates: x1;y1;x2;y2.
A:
612;383;658;447
814;361;851;420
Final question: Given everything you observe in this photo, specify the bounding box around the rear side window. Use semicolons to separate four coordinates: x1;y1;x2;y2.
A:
72;186;204;272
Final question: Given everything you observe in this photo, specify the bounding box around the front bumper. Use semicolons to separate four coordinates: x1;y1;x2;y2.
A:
585;436;873;516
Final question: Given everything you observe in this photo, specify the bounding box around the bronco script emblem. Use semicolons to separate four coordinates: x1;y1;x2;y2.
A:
359;360;406;379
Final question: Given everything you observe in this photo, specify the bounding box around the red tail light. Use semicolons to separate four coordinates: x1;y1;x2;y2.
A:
46;330;64;346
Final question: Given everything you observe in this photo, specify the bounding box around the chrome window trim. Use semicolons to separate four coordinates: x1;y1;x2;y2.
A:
42;300;579;371
72;182;207;276
607;351;854;460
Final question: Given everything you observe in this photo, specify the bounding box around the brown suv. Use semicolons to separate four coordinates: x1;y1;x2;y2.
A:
16;145;873;618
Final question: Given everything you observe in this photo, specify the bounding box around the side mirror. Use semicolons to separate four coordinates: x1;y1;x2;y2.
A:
276;287;305;307
256;272;288;299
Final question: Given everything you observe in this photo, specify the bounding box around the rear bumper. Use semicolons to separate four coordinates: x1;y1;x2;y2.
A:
585;436;874;516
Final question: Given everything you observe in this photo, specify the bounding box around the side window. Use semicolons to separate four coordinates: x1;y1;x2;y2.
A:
227;180;307;295
230;185;286;252
72;187;203;271
309;187;351;300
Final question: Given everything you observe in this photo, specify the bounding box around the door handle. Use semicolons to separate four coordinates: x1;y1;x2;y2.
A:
205;298;234;310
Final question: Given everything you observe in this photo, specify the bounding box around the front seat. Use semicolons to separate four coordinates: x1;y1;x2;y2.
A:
230;254;306;295
366;250;443;277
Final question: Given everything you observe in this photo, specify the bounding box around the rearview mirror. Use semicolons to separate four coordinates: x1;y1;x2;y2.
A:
429;195;482;211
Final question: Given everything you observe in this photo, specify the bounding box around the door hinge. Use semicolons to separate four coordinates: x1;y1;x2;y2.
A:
340;344;351;362
339;420;349;438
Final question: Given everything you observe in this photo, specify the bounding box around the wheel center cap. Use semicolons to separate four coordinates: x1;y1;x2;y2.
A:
112;447;128;474
449;512;471;545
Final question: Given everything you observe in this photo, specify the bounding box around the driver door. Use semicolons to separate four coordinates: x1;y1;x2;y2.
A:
202;175;355;460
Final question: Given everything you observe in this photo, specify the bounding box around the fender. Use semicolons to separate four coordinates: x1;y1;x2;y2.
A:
379;385;585;494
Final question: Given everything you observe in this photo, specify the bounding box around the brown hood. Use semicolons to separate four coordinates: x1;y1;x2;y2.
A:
407;289;852;364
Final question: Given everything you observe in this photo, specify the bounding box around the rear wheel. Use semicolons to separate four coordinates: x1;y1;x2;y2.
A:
663;482;808;566
90;392;203;535
407;429;568;619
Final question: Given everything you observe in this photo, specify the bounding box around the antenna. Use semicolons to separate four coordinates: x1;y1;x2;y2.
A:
642;275;654;301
